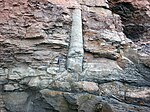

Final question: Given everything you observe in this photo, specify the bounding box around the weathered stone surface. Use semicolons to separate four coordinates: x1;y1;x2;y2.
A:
81;59;122;83
3;92;29;112
48;0;80;8
67;57;83;73
28;77;41;87
4;84;19;91
67;9;84;72
40;89;69;112
46;67;59;75
0;68;4;75
8;64;47;80
0;0;150;112
63;92;114;112
81;58;150;86
0;76;7;84
139;52;150;68
119;0;150;8
0;0;71;69
82;7;132;62
109;0;150;41
0;91;7;112
39;89;114;112
25;23;47;39
80;0;109;7
137;44;150;68
82;81;99;92
99;81;150;100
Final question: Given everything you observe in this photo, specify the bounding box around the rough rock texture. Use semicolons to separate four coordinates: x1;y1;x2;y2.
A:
109;0;150;44
67;8;84;73
0;0;150;112
109;0;150;65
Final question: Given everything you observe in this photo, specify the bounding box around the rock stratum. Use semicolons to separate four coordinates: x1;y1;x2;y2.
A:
0;0;150;112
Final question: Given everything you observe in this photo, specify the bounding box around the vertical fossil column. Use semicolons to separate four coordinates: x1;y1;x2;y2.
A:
67;8;84;73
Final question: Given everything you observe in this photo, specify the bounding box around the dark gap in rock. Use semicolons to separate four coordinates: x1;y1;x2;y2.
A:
124;96;150;107
108;2;148;42
111;2;135;17
136;64;150;82
0;84;3;92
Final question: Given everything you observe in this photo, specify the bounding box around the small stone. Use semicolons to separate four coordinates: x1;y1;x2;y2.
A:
47;67;59;75
39;79;50;89
9;74;21;80
4;84;18;91
55;22;63;27
0;68;5;76
0;76;7;84
82;81;99;92
28;77;40;87
117;56;134;69
48;81;71;91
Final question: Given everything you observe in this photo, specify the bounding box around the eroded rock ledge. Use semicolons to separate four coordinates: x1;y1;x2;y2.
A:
0;0;150;112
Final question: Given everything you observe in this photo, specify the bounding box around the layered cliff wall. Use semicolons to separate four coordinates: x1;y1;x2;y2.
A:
0;0;150;112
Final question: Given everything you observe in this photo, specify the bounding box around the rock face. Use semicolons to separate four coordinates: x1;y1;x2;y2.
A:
0;0;150;112
109;0;150;41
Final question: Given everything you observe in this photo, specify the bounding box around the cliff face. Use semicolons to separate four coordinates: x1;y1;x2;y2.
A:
109;0;150;41
0;0;150;112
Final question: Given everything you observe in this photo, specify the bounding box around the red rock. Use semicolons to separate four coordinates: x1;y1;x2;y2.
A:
25;23;46;39
48;0;80;8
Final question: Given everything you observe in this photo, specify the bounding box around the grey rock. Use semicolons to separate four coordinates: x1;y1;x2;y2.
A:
82;81;99;93
28;77;41;87
0;76;8;84
4;84;19;91
3;92;29;112
80;0;109;7
0;1;149;112
67;57;83;73
0;68;5;76
100;30;125;43
9;64;47;80
39;89;114;112
138;52;150;68
40;89;69;112
48;81;71;91
67;9;84;73
64;92;114;112
47;67;59;75
81;59;149;86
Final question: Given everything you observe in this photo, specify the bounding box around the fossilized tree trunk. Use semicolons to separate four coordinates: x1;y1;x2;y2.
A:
67;8;84;73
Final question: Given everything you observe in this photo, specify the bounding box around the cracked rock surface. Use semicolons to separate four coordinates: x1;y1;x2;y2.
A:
0;0;150;112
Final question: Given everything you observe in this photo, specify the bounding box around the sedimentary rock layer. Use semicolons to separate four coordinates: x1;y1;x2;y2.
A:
0;0;150;112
